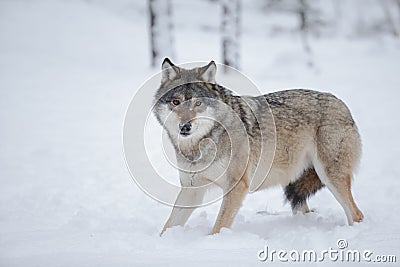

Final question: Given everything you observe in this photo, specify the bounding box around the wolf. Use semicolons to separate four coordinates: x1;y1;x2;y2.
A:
153;58;364;236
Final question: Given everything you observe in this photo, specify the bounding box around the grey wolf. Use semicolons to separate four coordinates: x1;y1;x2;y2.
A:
153;58;363;235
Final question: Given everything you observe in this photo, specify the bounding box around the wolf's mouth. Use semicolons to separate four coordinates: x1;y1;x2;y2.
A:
180;131;191;137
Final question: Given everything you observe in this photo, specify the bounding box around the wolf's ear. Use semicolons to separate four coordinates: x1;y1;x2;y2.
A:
162;58;179;83
198;61;216;83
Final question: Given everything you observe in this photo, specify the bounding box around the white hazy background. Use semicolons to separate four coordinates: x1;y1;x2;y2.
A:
1;0;400;266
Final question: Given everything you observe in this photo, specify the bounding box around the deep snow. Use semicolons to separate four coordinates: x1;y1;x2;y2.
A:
1;0;400;266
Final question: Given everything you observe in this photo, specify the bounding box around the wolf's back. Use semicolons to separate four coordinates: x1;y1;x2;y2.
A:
263;89;357;129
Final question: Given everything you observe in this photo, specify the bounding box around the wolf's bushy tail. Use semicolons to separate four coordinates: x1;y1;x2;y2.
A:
284;168;325;209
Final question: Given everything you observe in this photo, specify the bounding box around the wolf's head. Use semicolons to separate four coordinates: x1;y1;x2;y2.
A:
153;58;221;144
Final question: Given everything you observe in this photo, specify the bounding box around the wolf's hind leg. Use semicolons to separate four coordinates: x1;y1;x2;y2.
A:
314;126;363;225
160;187;205;236
211;179;248;234
284;168;324;215
315;168;364;225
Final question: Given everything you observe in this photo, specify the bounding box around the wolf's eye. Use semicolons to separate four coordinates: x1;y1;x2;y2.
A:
172;99;181;106
195;100;202;106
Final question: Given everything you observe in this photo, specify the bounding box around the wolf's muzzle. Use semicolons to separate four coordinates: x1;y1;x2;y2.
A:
179;122;192;136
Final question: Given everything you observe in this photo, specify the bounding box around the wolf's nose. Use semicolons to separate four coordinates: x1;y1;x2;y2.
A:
179;122;192;135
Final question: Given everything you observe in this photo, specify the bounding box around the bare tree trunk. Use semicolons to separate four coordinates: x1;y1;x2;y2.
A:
298;0;313;67
298;0;311;53
221;0;241;72
148;0;174;67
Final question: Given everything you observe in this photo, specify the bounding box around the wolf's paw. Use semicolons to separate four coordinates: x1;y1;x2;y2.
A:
306;208;318;213
353;210;364;223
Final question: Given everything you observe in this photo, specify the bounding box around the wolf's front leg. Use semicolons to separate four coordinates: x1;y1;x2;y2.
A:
211;179;248;234
160;187;205;236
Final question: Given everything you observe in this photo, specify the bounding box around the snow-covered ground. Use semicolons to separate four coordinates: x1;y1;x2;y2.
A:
1;0;400;266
